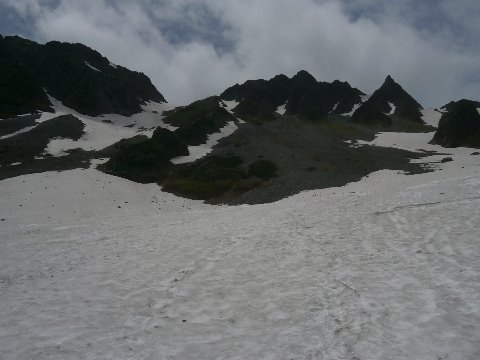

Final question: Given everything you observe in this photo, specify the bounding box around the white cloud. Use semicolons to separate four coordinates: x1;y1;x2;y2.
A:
2;0;479;106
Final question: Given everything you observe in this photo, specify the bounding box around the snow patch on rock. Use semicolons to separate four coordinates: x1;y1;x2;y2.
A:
385;102;396;115
341;103;362;116
171;121;239;164
276;103;287;116
0;126;37;140
221;100;239;114
221;100;245;124
84;61;101;72
330;102;339;114
341;95;370;116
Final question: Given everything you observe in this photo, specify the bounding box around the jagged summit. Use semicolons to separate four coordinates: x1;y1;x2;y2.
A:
220;71;428;126
291;70;318;85
352;75;423;126
0;35;166;118
221;70;364;121
384;74;395;84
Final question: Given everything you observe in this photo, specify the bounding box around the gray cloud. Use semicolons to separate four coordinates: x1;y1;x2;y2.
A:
1;0;479;107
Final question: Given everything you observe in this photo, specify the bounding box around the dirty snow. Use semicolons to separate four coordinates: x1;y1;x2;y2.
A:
109;62;118;69
1;121;480;359
350;128;479;173
171;121;239;164
385;102;396;115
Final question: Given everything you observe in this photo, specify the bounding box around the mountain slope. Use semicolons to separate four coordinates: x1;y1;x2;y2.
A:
101;97;239;184
98;73;438;204
0;35;166;117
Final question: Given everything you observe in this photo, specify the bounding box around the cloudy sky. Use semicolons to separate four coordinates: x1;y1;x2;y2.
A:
1;0;479;107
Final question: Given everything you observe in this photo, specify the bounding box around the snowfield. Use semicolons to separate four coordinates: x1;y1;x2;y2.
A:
1;126;480;359
8;95;177;157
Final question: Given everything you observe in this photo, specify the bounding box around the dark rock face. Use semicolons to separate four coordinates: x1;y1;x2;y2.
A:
441;100;480;113
0;114;40;137
431;99;480;148
0;114;85;166
440;157;453;163
0;38;53;118
221;75;290;122
352;75;423;126
166;97;236;145
0;35;165;117
221;70;364;122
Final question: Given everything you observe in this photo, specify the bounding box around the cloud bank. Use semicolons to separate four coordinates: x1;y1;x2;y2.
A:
1;0;479;106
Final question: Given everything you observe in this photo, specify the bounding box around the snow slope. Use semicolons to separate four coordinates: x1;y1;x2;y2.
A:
421;108;443;127
1;129;480;359
45;97;177;156
4;95;177;157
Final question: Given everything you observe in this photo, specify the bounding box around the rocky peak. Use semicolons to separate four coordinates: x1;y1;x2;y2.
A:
431;99;480;148
0;35;166;117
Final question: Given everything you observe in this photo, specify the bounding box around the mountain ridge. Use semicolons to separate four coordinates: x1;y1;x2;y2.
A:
0;35;166;117
221;70;365;122
1;35;480;204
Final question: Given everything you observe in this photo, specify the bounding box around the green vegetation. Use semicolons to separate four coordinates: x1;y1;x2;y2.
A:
164;97;236;145
102;128;188;183
165;155;246;199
